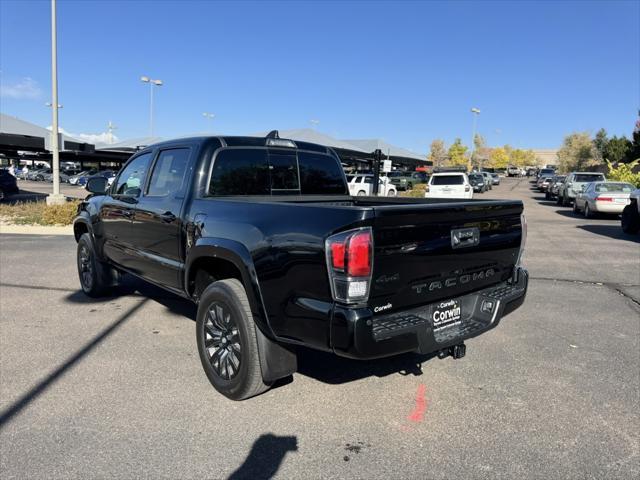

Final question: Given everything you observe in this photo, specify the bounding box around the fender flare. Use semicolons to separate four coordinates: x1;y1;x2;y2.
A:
185;238;273;338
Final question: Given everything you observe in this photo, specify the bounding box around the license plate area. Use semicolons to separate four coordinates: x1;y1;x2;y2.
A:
430;299;462;342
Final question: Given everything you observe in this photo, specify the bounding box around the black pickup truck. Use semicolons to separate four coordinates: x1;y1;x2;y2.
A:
74;132;528;400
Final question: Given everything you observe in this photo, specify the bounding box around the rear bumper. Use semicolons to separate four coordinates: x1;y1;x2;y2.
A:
594;202;627;214
330;268;528;359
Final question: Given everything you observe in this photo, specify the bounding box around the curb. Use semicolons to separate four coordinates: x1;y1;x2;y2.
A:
0;224;74;236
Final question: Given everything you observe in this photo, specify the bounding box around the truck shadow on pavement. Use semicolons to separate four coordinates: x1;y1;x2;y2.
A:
295;346;435;385
227;433;298;480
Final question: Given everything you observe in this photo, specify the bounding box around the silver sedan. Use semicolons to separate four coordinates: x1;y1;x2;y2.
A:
573;181;635;218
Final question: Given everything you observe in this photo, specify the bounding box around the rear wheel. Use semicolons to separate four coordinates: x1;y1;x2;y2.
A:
584;204;594;219
196;278;271;400
621;205;640;233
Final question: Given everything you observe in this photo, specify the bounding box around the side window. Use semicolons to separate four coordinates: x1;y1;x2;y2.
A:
209;149;269;195
147;148;190;196
298;152;348;195
115;153;152;197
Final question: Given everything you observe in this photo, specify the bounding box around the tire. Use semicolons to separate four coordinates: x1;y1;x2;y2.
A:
545;191;551;200
196;278;272;400
621;205;640;233
584;204;594;219
77;233;115;297
556;193;563;205
357;190;366;196
387;189;396;197
573;201;580;214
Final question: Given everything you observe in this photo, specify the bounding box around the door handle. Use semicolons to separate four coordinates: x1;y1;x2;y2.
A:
160;211;176;223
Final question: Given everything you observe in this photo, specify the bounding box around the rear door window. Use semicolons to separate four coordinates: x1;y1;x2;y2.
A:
574;174;605;183
209;149;270;195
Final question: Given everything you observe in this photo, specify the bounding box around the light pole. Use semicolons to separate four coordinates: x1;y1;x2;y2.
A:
47;0;64;205
469;107;481;171
202;112;215;133
140;76;163;137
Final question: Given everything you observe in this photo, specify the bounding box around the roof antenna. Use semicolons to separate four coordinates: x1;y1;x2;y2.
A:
266;130;279;139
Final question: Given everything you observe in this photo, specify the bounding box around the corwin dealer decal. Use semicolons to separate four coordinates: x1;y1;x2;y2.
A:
432;300;462;331
373;303;393;313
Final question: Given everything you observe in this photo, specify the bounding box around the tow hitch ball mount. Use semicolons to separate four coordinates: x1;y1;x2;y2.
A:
438;343;466;360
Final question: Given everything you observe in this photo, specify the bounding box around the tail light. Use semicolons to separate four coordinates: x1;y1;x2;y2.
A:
596;196;612;202
326;227;373;304
515;213;527;268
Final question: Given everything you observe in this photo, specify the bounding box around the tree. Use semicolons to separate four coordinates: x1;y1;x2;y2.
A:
626;118;640;162
488;147;509;169
447;138;468;167
593;128;608;162
524;149;537;166
557;132;599;172
509;149;528;168
604;136;632;163
428;139;447;168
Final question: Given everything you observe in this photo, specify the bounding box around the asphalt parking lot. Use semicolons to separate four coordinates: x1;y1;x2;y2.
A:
9;179;87;201
1;177;638;479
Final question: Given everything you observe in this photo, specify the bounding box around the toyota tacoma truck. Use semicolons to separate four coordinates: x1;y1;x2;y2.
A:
74;132;528;400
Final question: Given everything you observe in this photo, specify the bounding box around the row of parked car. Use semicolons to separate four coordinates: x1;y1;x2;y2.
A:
16;167;117;187
535;169;640;234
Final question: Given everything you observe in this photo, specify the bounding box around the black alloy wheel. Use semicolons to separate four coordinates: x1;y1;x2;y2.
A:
203;302;242;380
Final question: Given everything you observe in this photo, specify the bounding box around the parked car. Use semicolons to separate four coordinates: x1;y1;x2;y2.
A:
507;166;521;177
557;172;607;206
537;168;555;180
79;170;117;187
536;175;554;192
467;173;486;193
74;133;528;400
347;174;397;197
69;169;98;185
425;172;473;199
621;188;640;234
0;169;19;201
490;173;500;185
26;168;48;181
479;171;493;190
387;171;428;191
43;171;72;183
545;175;566;200
573;182;635;218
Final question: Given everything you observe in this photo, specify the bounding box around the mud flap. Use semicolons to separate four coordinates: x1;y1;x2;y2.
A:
255;325;298;383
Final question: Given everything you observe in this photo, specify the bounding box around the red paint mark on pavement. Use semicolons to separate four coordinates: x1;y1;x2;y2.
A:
407;384;427;423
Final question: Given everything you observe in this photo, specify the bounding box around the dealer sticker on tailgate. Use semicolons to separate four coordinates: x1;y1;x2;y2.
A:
431;299;462;334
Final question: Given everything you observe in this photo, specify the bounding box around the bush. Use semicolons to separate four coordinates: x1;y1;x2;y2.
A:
607;160;640;188
399;183;427;198
0;200;79;226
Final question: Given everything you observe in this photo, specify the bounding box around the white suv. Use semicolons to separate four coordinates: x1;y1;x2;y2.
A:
425;172;473;199
347;174;397;197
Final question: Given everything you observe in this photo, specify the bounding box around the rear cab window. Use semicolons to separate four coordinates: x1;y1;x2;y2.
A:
208;148;348;196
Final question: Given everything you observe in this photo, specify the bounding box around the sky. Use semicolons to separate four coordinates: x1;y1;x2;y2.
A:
0;0;638;153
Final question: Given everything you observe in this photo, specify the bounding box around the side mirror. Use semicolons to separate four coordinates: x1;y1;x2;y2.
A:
86;177;108;195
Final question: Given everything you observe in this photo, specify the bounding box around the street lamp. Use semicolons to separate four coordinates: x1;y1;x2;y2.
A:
470;107;481;171
46;0;64;205
140;76;163;137
202;112;215;132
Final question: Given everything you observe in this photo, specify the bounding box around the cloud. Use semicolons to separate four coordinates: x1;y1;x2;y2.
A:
47;126;120;145
0;77;43;100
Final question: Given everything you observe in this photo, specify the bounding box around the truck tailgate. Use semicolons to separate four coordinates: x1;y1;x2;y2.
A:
369;200;523;311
